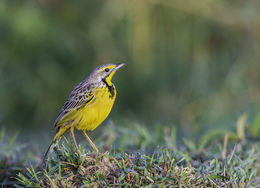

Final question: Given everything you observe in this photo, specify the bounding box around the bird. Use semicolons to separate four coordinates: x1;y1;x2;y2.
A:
42;63;124;165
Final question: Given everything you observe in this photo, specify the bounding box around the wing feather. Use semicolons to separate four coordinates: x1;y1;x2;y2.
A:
53;82;95;128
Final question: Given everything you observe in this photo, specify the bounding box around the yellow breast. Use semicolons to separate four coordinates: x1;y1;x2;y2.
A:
74;86;116;131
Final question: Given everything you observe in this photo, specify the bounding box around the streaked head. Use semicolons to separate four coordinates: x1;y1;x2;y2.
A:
89;63;125;85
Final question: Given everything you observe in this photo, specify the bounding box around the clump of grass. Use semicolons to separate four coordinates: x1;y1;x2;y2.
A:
16;136;260;187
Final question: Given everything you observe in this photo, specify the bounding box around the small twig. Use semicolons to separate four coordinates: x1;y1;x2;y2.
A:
146;176;154;183
61;161;78;168
222;133;229;176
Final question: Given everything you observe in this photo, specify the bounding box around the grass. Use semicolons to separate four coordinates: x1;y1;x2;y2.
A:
0;130;28;187
15;136;260;187
1;115;260;187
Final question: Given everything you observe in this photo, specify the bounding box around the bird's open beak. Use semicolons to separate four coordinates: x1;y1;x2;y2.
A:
113;63;125;71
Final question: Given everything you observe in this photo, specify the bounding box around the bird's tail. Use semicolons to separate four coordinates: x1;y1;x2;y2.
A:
41;127;68;168
41;138;57;168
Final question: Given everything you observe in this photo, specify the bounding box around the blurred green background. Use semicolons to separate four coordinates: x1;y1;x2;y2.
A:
0;0;260;142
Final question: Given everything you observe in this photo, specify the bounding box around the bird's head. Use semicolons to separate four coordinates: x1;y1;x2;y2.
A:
90;63;125;85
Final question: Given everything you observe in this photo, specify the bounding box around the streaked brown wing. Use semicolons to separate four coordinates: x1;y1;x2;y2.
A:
53;83;95;128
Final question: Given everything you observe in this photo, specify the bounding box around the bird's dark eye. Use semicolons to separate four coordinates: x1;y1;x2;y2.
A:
104;68;110;72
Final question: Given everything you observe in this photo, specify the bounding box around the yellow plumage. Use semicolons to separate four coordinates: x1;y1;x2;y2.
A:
42;63;124;165
75;87;116;131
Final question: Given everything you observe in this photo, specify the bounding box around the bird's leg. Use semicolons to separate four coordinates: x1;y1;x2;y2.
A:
81;131;99;153
70;127;79;153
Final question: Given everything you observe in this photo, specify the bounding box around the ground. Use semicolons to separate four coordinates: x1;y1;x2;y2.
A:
1;119;260;187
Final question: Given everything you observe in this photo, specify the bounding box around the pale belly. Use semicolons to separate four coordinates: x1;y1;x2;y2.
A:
74;88;116;131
